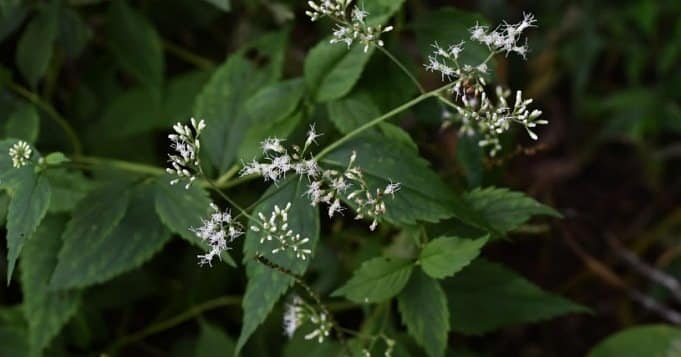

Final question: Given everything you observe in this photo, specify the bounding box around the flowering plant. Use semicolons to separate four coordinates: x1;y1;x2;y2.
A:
11;1;672;356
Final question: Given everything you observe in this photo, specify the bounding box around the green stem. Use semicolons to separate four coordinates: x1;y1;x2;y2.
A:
163;40;215;70
214;164;241;187
76;156;166;176
377;46;425;94
315;82;454;160
109;295;241;352
2;80;83;155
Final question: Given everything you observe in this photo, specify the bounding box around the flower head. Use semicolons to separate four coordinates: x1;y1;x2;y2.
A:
8;140;32;168
192;203;244;266
167;118;205;189
250;202;313;261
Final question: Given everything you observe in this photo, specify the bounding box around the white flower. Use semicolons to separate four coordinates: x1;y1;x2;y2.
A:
167;118;205;189
304;123;322;149
314;4;394;53
251;202;312;261
192;203;244;266
283;295;304;338
8;140;32;168
261;137;286;154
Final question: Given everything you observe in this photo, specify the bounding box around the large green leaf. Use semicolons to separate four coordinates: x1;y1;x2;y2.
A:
0;307;28;357
196;321;235;357
15;0;58;87
194;32;286;172
58;7;93;59
43;169;92;213
236;178;320;354
163;70;212;126
4;168;51;284
238;78;305;160
419;236;488;279
106;0;164;88
154;177;235;266
463;187;561;235
321;135;484;227
93;86;162;140
443;259;588;334
5;103;39;143
51;182;170;289
397;270;450;357
304;41;373;102
20;215;80;355
588;325;681;357
332;256;413;303
326;91;417;149
0;2;27;44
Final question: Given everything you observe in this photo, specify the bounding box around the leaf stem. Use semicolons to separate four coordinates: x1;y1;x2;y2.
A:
2;79;83;155
315;82;454;160
75;156;166;176
108;295;241;353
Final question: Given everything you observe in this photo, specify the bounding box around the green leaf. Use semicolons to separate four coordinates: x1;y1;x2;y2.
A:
419;236;488;279
443;259;588;334
94;86;162;140
397;270;450;357
321;135;482;226
43;169;91;213
238;78;305;160
196;321;235;357
0;2;28;45
163;70;212;126
0;193;9;226
236;178;320;354
43;152;68;166
201;0;230;12
154;177;235;266
364;0;406;25
456;135;484;187
0;308;28;357
326;91;417;149
304;41;373;102
51;182;171;289
15;1;58;87
195;36;285;172
332;256;413;303
3;166;51;284
20;215;80;355
463;187;561;235
107;0;164;88
5;103;39;143
58;7;93;59
588;325;681;357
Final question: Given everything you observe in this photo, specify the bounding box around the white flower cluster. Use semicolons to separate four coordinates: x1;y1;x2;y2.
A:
424;13;547;156
470;13;537;58
306;151;400;231
456;87;546;156
306;1;393;53
283;295;332;343
166;118;205;189
250;202;312;261
8;140;32;168
241;126;400;231
191;203;244;266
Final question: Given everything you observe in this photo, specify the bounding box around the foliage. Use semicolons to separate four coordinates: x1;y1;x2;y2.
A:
0;0;677;356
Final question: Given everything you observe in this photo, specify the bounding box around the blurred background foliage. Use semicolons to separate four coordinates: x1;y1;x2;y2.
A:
0;0;679;356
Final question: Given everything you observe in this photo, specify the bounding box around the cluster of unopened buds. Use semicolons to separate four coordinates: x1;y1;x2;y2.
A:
250;202;312;261
424;13;547;156
166;118;205;188
241;125;400;231
307;0;393;53
191;203;244;266
283;295;333;343
8;140;32;168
